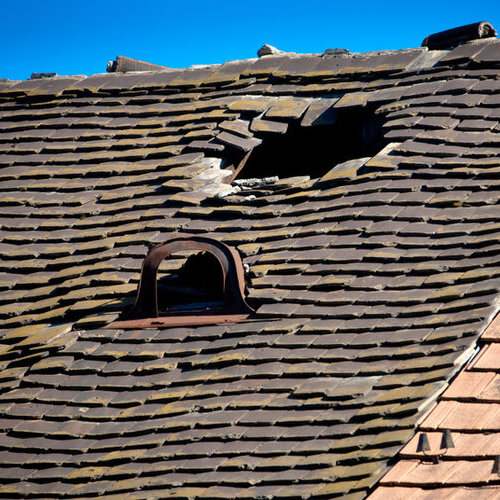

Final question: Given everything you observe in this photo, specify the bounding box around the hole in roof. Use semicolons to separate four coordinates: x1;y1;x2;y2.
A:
234;108;387;181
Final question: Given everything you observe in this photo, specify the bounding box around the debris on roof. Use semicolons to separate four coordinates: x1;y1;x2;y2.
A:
257;44;285;57
324;48;351;58
232;176;279;188
320;156;370;183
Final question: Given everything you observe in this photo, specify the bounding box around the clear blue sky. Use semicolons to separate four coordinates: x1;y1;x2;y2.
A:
2;0;499;81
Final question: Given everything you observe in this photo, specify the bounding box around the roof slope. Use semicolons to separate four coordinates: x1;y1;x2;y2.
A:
0;33;499;498
370;313;500;498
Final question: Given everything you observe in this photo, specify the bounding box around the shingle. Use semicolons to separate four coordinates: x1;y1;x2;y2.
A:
201;60;257;85
473;39;500;64
215;131;262;152
264;99;310;119
250;117;288;134
3;76;85;96
272;55;320;77
241;55;291;76
440;39;495;64
301;97;340;126
218;118;252;137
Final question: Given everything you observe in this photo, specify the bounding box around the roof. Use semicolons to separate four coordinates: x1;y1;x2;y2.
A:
370;311;500;498
0;24;500;498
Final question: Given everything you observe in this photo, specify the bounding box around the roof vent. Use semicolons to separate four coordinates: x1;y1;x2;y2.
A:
108;236;254;329
422;21;497;50
493;456;500;475
416;432;431;453
107;55;169;73
440;430;455;450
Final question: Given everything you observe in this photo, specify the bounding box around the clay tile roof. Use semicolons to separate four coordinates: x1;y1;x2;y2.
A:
0;22;499;499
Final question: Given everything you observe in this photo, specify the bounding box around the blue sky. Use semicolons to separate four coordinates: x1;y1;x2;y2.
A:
2;1;499;81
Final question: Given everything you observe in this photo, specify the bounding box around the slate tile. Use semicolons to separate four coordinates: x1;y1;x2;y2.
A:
0;482;48;497
161;67;215;88
436;78;480;95
215;131;262;152
272;55;320;77
263;99;310;120
218;118;252;138
6;76;84;96
334;91;371;108
231;83;272;95
297;97;337;127
470;80;500;96
241;56;291;77
474;39;500;64
250;117;288;134
439;39;493;65
201;60;256;85
415;116;460;130
305;55;353;77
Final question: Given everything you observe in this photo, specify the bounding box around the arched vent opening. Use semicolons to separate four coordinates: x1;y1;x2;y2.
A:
108;236;255;329
234;108;387;181
157;251;224;314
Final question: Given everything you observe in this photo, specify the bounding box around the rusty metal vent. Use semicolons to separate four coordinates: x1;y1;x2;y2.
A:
108;236;254;329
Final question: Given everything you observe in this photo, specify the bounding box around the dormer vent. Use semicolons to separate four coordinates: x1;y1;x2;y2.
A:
422;21;497;50
108;236;254;329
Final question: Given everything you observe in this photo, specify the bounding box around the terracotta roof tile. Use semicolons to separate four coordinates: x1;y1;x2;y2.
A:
442;370;497;399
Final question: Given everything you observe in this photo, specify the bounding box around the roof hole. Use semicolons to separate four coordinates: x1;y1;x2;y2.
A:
234;109;387;180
